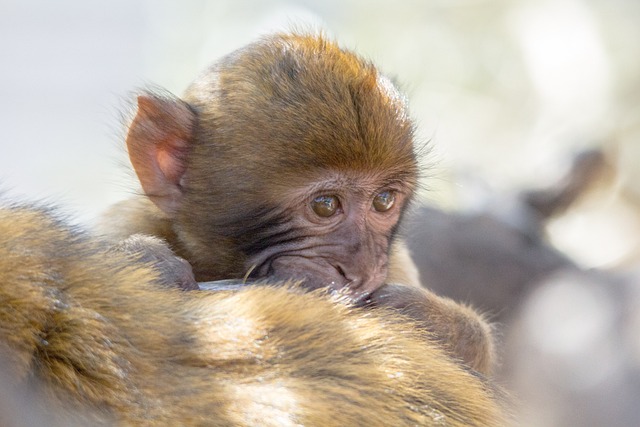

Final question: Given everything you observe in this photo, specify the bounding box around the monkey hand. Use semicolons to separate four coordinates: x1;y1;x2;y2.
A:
366;283;496;376
112;234;198;290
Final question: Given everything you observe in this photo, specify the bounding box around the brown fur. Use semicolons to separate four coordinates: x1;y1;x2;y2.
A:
101;32;496;375
0;204;506;426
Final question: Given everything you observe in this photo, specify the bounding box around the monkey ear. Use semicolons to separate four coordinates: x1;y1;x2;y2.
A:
126;92;196;216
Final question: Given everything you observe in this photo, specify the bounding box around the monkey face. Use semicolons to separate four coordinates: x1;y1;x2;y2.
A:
241;172;412;301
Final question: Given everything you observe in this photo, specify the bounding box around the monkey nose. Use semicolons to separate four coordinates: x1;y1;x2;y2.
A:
332;263;383;301
333;264;360;288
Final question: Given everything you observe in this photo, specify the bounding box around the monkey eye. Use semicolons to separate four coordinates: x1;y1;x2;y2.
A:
372;191;396;212
311;195;340;217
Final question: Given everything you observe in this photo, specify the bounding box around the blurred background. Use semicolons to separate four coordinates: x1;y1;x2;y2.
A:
1;1;639;425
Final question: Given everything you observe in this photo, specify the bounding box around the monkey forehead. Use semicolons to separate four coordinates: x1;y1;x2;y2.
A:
185;33;417;173
277;169;417;198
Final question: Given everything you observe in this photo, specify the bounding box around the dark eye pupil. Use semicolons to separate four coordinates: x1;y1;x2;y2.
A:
373;191;395;212
312;195;338;217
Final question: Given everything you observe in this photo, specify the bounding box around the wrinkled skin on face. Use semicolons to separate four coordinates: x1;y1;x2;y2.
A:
244;172;412;301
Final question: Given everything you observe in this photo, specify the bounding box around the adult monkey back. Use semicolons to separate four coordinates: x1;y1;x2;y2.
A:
103;33;495;374
0;204;506;426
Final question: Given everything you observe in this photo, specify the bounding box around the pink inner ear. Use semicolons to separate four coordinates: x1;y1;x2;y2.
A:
156;140;189;188
127;93;196;216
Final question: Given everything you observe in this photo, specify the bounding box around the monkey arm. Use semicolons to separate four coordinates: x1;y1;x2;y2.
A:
385;240;496;375
366;283;496;376
113;233;198;290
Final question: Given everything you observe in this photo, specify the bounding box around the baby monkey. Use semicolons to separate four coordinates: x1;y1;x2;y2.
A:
103;32;495;375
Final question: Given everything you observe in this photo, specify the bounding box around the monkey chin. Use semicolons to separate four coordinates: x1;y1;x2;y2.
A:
263;256;385;303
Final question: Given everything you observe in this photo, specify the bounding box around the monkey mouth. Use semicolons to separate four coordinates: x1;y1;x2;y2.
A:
250;254;342;286
250;255;377;303
276;258;350;289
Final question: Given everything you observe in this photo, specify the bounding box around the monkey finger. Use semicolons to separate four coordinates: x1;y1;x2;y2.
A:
113;234;198;290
